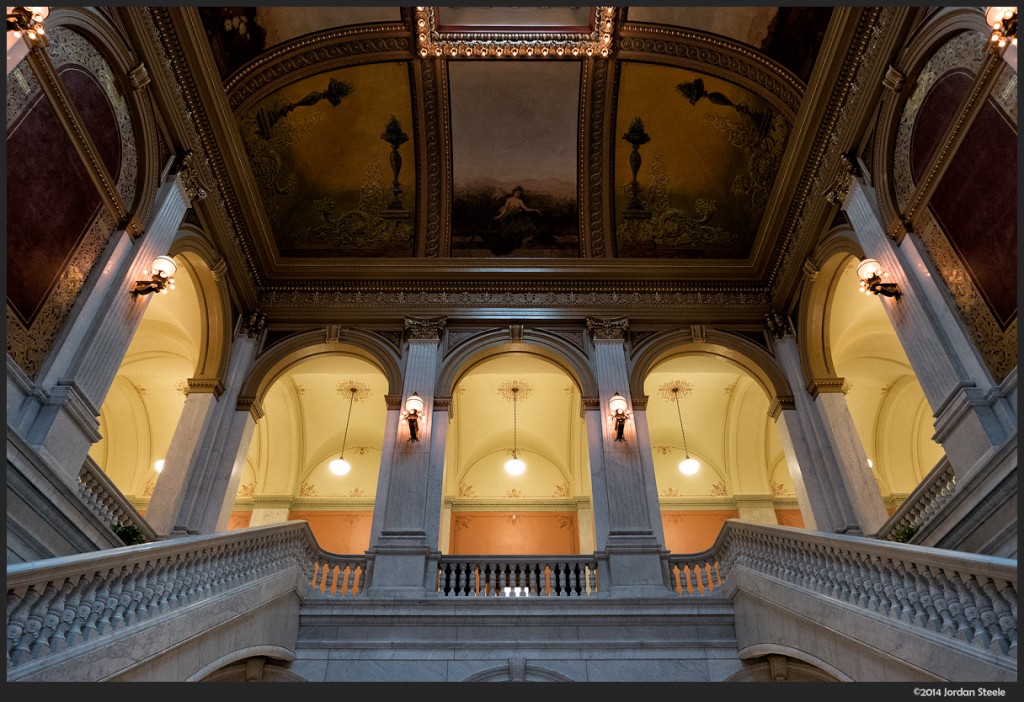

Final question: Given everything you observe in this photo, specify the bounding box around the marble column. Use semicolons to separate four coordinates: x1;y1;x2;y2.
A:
365;316;445;597
843;176;1015;482
145;313;263;536
768;314;888;535
585;317;669;596
13;169;195;491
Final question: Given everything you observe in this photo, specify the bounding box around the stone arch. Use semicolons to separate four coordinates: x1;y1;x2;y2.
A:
437;327;597;398
629;327;793;414
727;651;844;682
238;328;402;411
169;228;232;384
43;6;163;226
798;226;865;384
187;646;304;682
870;7;992;234
463;662;575;682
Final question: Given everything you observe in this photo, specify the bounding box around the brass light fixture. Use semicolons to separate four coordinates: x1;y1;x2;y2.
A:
987;6;1018;48
609;392;629;441
856;258;902;300
670;386;700;475
403;392;424;441
131;255;177;298
504;385;525;476
330;386;358;476
6;6;47;44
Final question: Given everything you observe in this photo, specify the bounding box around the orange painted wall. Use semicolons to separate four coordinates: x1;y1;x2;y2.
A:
449;512;578;554
775;509;805;528
289;510;373;554
661;510;739;554
227;511;252;530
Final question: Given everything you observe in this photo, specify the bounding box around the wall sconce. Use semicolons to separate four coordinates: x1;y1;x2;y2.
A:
609;392;629;441
131;255;177;297
403;392;424;441
987;7;1017;48
857;258;902;301
7;6;48;44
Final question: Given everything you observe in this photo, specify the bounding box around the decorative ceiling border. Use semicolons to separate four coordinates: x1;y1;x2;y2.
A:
764;7;890;298
415;6;618;60
616;24;805;120
146;7;264;294
225;24;413;112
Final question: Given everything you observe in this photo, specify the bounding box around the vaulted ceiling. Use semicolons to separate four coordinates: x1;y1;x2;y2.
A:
154;6;873;326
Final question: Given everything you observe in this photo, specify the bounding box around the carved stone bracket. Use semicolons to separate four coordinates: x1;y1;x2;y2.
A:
586;316;628;340
128;63;151;91
803;258;820;281
823;153;861;205
405;316;446;340
882;65;904;93
807;377;846;398
690;324;706;344
172;151;212;203
237;396;264;420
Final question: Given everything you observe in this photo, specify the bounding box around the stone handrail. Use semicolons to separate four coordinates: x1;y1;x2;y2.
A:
5;521;353;672
435;556;600;597
77;456;158;543
877;457;957;542
668;520;1017;660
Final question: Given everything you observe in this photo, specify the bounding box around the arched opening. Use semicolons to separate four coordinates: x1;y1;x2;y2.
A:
441;349;594;554
644;351;795;553
232;351;389;554
827;255;945;512
90;252;202;505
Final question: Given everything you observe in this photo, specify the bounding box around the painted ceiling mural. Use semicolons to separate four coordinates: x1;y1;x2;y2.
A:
200;6;831;262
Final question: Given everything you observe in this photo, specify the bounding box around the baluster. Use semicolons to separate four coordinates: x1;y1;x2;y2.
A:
980;579;1015;654
555;562;567;596
39;580;75;656
527;562;540;596
878;558;903;620
693;562;707;595
89;573;117;635
7;585;40;664
854;554;878;611
954;571;990;649
55;575;88;648
587;563;598;594
968;576;1007;654
907;563;940;632
921;565;956;637
457;562;469;596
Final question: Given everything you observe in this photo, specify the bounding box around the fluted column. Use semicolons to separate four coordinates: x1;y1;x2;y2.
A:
145;313;264;536
15;168;196;490
586;317;669;596
768;314;888;535
843;176;1015;481
365;316;445;597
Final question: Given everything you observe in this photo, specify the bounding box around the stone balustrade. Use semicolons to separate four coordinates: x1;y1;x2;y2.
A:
77;457;157;543
878;457;958;542
668;521;1017;662
434;556;601;597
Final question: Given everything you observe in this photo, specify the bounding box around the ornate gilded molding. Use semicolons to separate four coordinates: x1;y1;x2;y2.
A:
768;396;796;418
631;395;648;411
586;58;610;257
581;397;601;412
882;64;905;93
413;7;618;60
172;151;211;203
823;153;860;206
421;57;443;257
586;316;629;340
405;316;447;340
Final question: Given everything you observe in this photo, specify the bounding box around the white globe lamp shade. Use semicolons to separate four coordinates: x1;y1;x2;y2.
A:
678;457;700;475
505;457;526;475
329;458;351;475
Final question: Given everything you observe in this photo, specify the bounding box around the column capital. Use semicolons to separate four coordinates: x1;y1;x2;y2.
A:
586;316;628;340
807;377;847;398
764;311;793;339
236;396;264;420
404;316;446;340
241;310;266;338
823;152;860;206
186;377;224;397
171;151;212;204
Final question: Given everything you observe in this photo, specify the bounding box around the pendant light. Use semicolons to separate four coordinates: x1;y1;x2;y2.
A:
671;386;700;475
330;386;357;476
504;385;526;476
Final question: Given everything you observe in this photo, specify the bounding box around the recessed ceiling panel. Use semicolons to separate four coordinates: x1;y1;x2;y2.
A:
614;62;790;259
449;61;581;258
237;62;416;258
